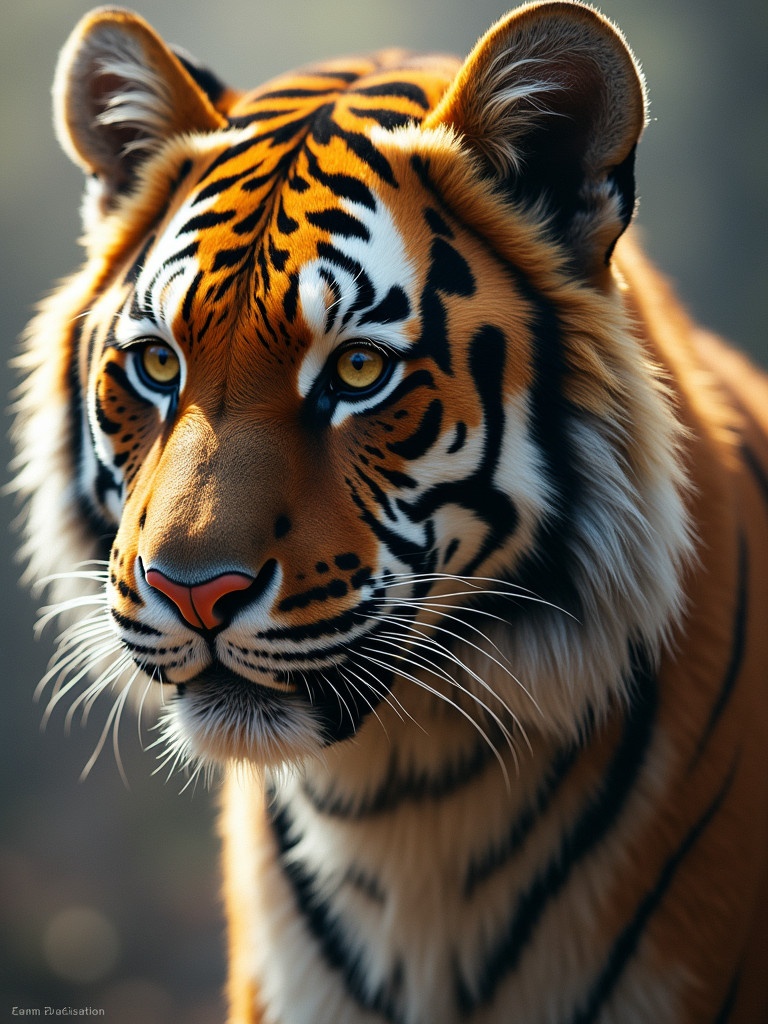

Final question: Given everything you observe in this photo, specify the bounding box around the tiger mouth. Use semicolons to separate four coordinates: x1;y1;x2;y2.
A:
177;663;298;697
176;657;394;747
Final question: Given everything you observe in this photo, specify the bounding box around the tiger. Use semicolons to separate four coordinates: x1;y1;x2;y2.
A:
11;1;768;1021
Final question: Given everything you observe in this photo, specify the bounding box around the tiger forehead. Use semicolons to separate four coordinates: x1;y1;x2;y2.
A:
118;54;534;400
161;59;450;299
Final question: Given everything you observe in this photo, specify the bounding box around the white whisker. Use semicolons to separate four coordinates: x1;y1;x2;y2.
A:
367;607;543;729
345;658;426;734
35;596;110;635
359;642;512;788
40;638;125;723
366;630;522;763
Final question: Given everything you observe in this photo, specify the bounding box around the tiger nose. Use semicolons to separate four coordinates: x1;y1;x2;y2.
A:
144;566;256;631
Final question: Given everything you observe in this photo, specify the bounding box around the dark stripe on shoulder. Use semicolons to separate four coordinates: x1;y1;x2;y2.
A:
742;443;768;511
712;965;742;1024
456;648;657;1015
566;756;739;1024
463;739;580;897
302;739;497;818
688;532;747;771
269;798;405;1023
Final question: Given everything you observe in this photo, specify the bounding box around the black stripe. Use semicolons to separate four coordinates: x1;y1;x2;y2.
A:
358;285;410;327
69;319;116;553
712;965;742;1024
233;202;267;236
212;245;252;270
447;421;466;454
386;399;443;460
269;800;405;1023
456;648;657;1015
302;738;497;819
306;207;370;241
282;272;299;322
689;532;747;770
253;589;387;644
410;154;580;591
276;198;299;235
395;326;519;578
348;107;416;130
260;86;342;100
175;53;228;106
349;81;430;108
192;169;254;204
566;756;739;1024
349;478;436;574
316;241;375;315
304;146;376;210
179;209;235;234
122;233;155;288
313;113;396;187
101;360;143;405
742;443;768;511
463;739;581;897
110;608;162;637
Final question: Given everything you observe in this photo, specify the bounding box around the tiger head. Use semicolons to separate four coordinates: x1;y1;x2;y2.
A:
16;4;690;772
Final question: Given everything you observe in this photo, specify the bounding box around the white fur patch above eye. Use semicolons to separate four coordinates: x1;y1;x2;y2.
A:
296;195;417;401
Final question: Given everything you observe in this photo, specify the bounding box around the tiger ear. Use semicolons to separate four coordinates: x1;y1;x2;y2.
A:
425;1;647;278
53;8;227;209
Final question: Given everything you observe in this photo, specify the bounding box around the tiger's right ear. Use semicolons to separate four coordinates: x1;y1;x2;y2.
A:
53;7;228;210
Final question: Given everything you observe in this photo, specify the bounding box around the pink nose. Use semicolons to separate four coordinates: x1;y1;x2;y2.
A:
144;567;255;630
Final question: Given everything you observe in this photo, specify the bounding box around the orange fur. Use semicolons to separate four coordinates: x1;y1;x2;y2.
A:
13;5;768;1022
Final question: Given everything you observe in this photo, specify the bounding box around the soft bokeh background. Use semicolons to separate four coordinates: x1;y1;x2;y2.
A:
1;0;766;1020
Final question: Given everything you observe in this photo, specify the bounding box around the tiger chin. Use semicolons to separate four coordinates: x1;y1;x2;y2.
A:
12;2;768;1022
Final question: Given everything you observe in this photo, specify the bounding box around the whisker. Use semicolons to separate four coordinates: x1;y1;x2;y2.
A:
379;583;577;621
359;643;513;788
364;633;520;757
338;668;391;741
368;607;542;727
64;650;134;731
345;657;426;734
366;630;522;763
40;639;125;722
35;596;110;636
80;673;137;785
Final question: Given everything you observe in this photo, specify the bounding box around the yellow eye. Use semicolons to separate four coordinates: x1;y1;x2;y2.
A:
334;345;387;392
138;343;180;388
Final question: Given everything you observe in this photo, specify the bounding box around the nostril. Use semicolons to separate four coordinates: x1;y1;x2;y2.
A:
212;559;278;625
189;572;256;630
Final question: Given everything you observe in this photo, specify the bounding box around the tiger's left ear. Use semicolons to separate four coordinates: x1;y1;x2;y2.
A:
53;8;229;216
426;1;647;279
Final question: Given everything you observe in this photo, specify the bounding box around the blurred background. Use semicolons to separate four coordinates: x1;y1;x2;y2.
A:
1;0;766;1021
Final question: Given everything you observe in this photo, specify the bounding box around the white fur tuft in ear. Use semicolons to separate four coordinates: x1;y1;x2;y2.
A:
53;8;227;207
426;1;647;278
91;37;179;156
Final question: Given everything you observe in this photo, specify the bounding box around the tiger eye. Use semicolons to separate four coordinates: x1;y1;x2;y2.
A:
140;343;180;386
335;346;386;391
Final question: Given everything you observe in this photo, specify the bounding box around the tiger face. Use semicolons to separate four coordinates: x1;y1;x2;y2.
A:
18;5;690;772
